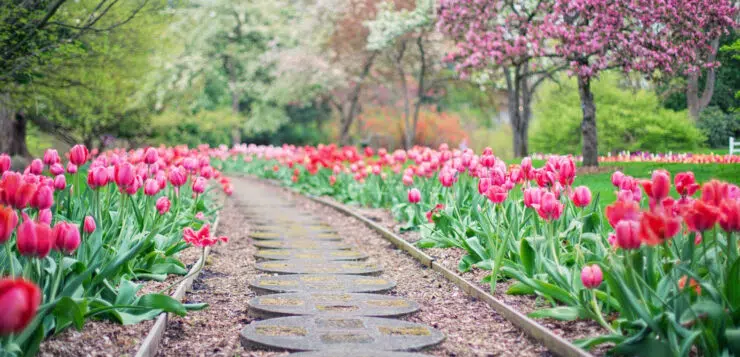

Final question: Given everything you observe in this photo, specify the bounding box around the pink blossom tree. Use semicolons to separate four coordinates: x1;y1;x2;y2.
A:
439;0;736;165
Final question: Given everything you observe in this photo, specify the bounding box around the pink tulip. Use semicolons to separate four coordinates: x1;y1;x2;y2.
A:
486;185;508;204
84;216;96;234
66;163;78;174
52;221;81;254
168;167;187;187
581;265;603;289
571;186;592;208
16;213;53;258
402;175;414;186
38;209;52;225
69;145;89;166
156;197;171;215
611;171;625;188
28;159;43;175
408;188;421;204
144;147;159;165
114;162;135;188
0;155;10;174
615;220;641;250
192;177;207;194
523;187;543;208
0;278;41;335
536;192;563;221
31;185;53;210
43;149;60;166
87;166;109;189
49;163;64;176
144;179;159;196
53;175;66;190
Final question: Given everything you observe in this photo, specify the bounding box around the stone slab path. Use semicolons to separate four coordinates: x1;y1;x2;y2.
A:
240;191;444;354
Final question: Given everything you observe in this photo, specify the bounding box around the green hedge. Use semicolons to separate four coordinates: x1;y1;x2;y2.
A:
531;73;706;154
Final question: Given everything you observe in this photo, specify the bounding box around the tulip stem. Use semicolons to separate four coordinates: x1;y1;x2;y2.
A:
5;243;15;277
549;221;560;265
158;247;206;295
49;254;64;302
590;293;616;334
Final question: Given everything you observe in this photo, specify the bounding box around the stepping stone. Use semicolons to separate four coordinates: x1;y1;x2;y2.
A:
250;224;335;233
249;231;341;241
254;240;352;250
256;260;382;275
290;350;431;357
255;249;368;261
249;274;396;295
248;292;419;318
240;316;444;352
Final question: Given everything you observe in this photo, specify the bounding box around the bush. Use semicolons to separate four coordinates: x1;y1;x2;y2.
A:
359;106;468;149
697;106;740;148
531;72;706;154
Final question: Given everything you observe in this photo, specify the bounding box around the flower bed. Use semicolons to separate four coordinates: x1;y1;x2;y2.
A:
0;145;230;355
218;143;740;356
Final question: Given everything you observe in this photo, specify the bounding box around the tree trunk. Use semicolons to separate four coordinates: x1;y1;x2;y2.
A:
687;38;719;121
337;52;377;147
578;75;598;167
0;93;29;157
505;67;530;158
409;36;426;150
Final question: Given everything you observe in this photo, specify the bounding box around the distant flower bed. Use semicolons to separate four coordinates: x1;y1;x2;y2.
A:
528;151;740;164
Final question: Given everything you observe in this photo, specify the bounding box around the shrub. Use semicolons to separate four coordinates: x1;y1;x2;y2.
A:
697;106;740;148
531;73;706;154
360;106;468;149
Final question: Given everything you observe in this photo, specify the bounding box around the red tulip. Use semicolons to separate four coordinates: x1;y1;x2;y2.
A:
53;175;66;190
571;186;592;208
408;188;421;204
84;216;96;234
641;170;671;202
486;185;508;204
639;211;681;246
87;166;109;189
0;278;41;335
683;200;720;232
183;224;227;248
144;147;159;165
43;149;60;166
329;175;337;186
0;155;10;174
192;177;207;194
675;172;699;197
701;180;729;207
31;185;53;210
581;265;603;289
615;220;641;250
16;213;53;258
0;205;18;244
69;145;89;166
52;221;81;254
719;200;740;232
605;200;640;228
156;197;171;215
114;162;135;188
144;179;159;196
536;192;563;221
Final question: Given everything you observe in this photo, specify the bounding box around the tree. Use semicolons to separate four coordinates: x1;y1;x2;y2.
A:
437;0;565;158
0;0;159;156
545;0;735;166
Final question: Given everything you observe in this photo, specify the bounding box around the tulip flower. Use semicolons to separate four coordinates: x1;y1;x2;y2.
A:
114;162;135;188
701;180;729;207
639;211;681;246
53;175;66;190
571;186;592;208
52;221;81;254
402;175;414;186
183;224;228;248
478;177;491;195
581;265;603;289
124;176;143;195
156;197;171;215
168;166;187;187
615;220;641;250
87;166;109;189
523;187;543;208
28;159;43;175
520;157;533;180
49;163;64;176
16;213;53;258
84;216;96;234
683;200;720;232
605;200;640;228
675;172;699;197
69;144;89;166
557;157;576;186
641;170;671;203
144;147;159;165
38;209;52;225
192;177;207;194
486;185;508;204
0;278;41;335
408;188;421;204
535;192;563;221
0;155;10;174
0;205;18;244
144;179;160;196
31;185;53;210
719;200;740;232
66;163;78;174
43;149;60;166
329;175;337;186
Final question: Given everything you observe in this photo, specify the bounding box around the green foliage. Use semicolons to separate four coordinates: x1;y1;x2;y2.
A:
696;107;740;148
531;73;705;154
149;108;239;147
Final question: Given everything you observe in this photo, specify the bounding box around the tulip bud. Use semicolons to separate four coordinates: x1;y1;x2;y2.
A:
144;147;159;165
69;145;89;166
0;205;18;244
52;221;81;254
192;177;207;194
66;163;78;174
407;188;421;204
28;159;43;175
53;175;66;190
16;213;53;258
84;216;96;234
49;163;64;176
43;149;60;166
156;197;171;215
0;154;10;174
144;179;159;196
611;171;625;188
581;265;603;289
0;278;42;335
